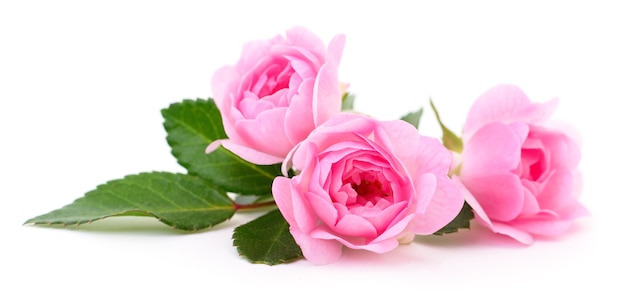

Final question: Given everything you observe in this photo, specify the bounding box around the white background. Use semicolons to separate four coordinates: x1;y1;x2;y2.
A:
2;1;624;303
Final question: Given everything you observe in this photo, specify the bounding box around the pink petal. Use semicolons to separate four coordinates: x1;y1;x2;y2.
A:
460;173;524;222
205;139;225;155
290;227;343;265
333;214;378;239
536;169;574;212
519;187;541;216
237;36;282;73
220;140;284;165
456;178;534;244
530;126;582;170
312;34;346;125
409;174;464;234
311;227;400;253
233;108;293;162
463;84;559;139
362;200;408;233
211;66;238;109
284;78;316;144
272;177;296;224
507;217;573;237
557;201;590;220
304;191;338;232
462;122;526;176
491;221;534;245
453;176;494;229
284;26;326;63
371;213;413;243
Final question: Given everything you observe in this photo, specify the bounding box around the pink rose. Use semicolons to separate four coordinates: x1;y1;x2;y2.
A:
206;27;346;165
272;113;464;265
452;84;589;244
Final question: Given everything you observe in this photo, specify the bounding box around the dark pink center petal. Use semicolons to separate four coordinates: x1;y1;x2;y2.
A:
250;58;293;97
348;170;393;207
520;135;549;182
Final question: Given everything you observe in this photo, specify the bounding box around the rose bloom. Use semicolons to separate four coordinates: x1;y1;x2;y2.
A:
272;113;464;265
452;84;589;244
206;27;346;165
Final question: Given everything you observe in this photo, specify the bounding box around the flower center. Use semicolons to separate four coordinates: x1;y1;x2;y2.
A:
353;179;386;198
347;170;391;207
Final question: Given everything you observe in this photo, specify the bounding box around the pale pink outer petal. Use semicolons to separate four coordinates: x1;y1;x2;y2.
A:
211;65;238;110
333;213;378;238
312;34;346;126
211;67;242;141
453;177;534;244
378;119;451;178
284;26;326;63
205;139;225;155
290;227;343;265
288;143;324;234
311;227;400;253
507;217;574;237
284;78;316;144
274;177;343;265
219;141;284;165
519;187;540;216
462;122;527;175
535;169;574;212
231;108;292;164
304;191;338;232
460;173;524;222
463;84;559;140
272;177;296;224
558;200;590;220
459;121;527;221
490;222;534;245
291;113;375;168
237;36;282;73
409;174;465;234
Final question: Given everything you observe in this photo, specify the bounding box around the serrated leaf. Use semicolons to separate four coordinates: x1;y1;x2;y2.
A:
232;209;303;265
430;99;464;153
341;92;355;111
161;98;281;195
400;107;423;129
24;172;235;231
432;201;474;235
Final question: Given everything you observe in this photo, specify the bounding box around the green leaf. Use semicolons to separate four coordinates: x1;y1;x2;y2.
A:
161;98;281;195
24;172;235;231
432;201;474;235
400;107;423;129
341;92;355;111
232;209;303;265
429;99;464;153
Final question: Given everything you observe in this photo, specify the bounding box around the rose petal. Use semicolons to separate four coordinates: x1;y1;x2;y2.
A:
462;122;526;176
290;227;343;265
313;34;346;125
233;108;293;163
311;227;400;253
284;78;316;144
463;84;558;139
461;173;524;222
536;169;574;212
221;140;284;165
272;177;296;224
409;175;464;234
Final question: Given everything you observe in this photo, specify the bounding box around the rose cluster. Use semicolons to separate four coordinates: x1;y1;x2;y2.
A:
207;27;588;265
